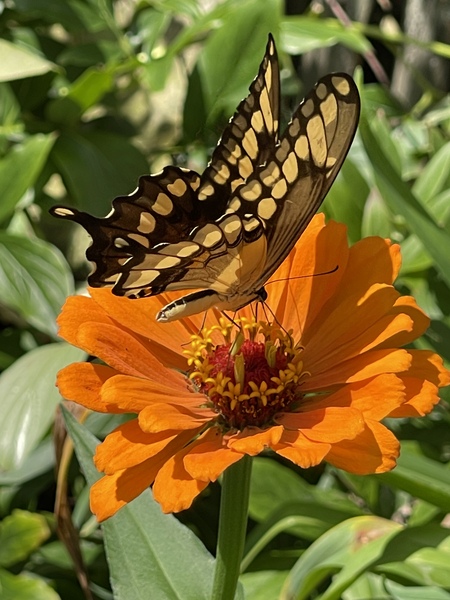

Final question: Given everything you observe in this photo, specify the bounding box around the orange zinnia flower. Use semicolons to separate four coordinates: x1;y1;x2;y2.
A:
56;214;450;521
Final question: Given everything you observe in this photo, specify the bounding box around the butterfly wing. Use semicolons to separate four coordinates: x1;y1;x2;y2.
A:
230;72;360;291
50;35;281;300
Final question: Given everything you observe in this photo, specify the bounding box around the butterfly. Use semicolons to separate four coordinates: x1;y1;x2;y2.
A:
50;34;360;322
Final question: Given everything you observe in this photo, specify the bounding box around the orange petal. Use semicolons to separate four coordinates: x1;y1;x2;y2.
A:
273;429;331;468
76;321;174;379
302;375;405;421
100;373;197;413
345;237;401;286
303;284;401;367
94;419;179;473
228;425;284;454
268;217;349;335
56;362;121;412
276;406;364;443
183;428;243;481
57;294;113;347
402;350;450;386
304;312;413;376
139;402;213;433
377;296;430;349
153;445;209;513
304;349;411;390
388;350;450;417
389;378;440;417
90;456;163;521
90;288;200;364
325;421;400;474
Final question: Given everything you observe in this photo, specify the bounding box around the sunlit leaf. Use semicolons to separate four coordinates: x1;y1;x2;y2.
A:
0;39;55;82
0;234;73;336
0;135;56;223
0;510;50;568
0;343;85;471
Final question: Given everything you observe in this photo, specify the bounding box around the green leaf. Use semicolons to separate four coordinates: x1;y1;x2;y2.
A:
324;156;369;243
359;110;450;288
281;16;372;54
0;234;74;336
249;458;361;523
240;570;288;600
385;580;450;600
283;516;401;600
51;131;149;212
0;510;50;568
0;39;55;82
0;343;85;471
374;444;450;512
0;134;56;223
374;525;450;588
46;66;115;124
199;0;281;122
0;440;55;486
412;141;450;209
0;568;60;600
64;408;216;600
0;83;22;138
399;234;433;275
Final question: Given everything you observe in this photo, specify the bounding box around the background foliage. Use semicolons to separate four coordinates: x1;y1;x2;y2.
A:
0;0;449;598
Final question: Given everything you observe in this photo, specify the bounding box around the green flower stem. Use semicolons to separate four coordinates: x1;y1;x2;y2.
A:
211;455;253;600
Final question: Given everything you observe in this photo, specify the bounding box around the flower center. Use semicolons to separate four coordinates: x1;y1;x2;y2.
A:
184;317;309;429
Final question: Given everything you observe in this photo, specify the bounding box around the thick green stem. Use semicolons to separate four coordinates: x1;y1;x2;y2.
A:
211;455;252;600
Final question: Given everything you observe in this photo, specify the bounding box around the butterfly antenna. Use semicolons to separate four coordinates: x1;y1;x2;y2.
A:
266;265;339;287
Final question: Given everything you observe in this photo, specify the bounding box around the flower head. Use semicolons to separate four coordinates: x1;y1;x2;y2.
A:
56;215;450;520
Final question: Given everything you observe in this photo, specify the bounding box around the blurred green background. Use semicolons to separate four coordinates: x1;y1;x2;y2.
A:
0;1;449;599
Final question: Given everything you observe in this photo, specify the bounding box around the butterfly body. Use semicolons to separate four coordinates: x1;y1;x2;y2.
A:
51;35;360;322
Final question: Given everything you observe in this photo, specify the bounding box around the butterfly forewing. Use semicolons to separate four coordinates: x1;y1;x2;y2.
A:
197;35;280;210
233;72;360;289
50;35;360;320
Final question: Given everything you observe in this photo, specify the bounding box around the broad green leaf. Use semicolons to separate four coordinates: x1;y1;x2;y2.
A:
51;131;149;212
413;142;450;206
0;39;55;82
0;83;22;138
385;580;450;600
47;67;115;123
374;525;450;587
0;134;56;223
0;343;85;471
324;157;369;243
64;409;218;600
240;570;288;600
343;572;391;600
361;191;393;239
0;440;55;486
374;444;450;511
249;458;361;523
0;234;73;336
0;569;60;600
281;17;372;54
199;0;281;122
284;516;401;600
0;510;50;567
359;110;450;288
243;499;364;573
427;188;450;227
399;234;433;275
